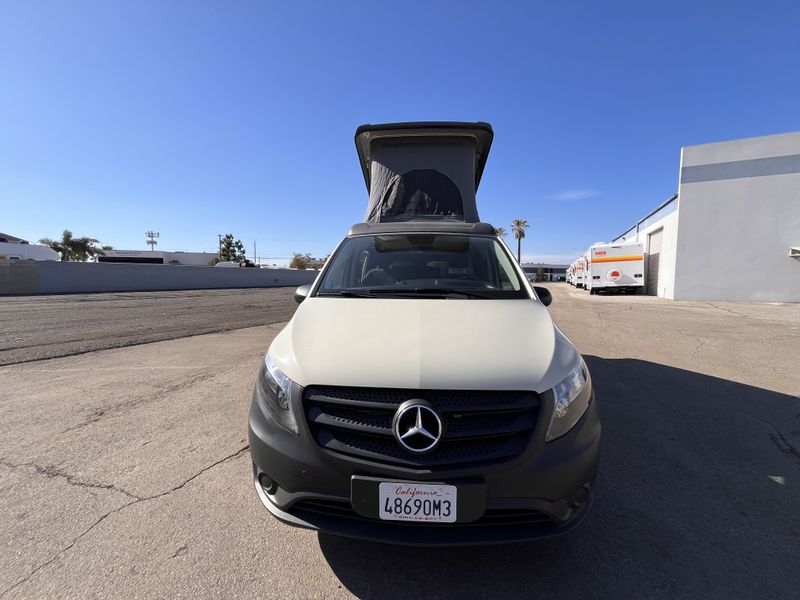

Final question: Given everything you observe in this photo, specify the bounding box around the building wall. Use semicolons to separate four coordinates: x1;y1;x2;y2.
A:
674;131;800;302
99;250;220;265
613;197;679;299
0;261;319;295
164;251;219;266
631;209;680;299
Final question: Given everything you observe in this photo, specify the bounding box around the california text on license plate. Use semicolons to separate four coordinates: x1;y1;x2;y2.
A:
378;482;457;523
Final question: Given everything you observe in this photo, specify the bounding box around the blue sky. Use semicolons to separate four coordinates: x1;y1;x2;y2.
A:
2;1;799;265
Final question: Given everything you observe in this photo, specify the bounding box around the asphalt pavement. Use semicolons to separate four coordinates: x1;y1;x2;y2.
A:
1;285;798;599
0;289;298;365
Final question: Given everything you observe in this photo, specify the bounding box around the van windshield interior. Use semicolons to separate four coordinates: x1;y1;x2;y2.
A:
316;234;529;299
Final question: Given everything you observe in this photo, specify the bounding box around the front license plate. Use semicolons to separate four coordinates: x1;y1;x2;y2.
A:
378;482;457;523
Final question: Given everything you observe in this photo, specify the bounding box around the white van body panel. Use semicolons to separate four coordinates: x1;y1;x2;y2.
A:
269;297;579;395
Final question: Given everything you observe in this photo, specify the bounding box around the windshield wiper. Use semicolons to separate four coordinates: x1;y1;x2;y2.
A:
367;288;491;299
316;290;377;298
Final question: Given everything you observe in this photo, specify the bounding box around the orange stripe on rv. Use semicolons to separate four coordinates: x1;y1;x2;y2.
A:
591;255;643;263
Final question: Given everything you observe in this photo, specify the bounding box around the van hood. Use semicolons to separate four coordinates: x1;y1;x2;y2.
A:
268;298;579;393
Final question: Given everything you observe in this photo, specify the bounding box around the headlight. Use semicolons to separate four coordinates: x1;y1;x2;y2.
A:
254;355;298;434
546;359;590;441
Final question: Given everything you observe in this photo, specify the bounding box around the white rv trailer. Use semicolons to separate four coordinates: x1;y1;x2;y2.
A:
585;241;644;294
575;255;587;288
566;263;575;285
0;241;60;262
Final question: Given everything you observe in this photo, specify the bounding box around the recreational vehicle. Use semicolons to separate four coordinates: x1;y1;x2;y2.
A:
585;241;644;294
575;255;587;288
0;239;60;262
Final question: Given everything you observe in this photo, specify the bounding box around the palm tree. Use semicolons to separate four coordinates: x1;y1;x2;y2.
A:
511;218;529;263
39;230;102;261
495;227;506;238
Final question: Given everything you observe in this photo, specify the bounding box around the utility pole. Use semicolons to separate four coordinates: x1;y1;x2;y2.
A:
253;239;257;266
145;231;159;251
218;234;223;258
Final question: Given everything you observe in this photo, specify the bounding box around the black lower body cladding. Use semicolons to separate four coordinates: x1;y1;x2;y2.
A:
248;383;600;546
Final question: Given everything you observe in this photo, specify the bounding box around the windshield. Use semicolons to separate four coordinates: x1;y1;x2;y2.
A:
316;234;529;299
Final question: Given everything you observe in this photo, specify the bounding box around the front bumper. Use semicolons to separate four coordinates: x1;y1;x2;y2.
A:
248;386;601;546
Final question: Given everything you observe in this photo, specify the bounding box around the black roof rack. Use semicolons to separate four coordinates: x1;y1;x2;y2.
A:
348;221;497;236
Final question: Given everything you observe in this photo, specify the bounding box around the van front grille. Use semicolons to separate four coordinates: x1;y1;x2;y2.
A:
302;386;540;469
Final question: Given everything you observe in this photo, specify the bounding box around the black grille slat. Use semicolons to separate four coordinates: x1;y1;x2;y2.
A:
291;499;554;528
321;430;528;467
445;411;536;439
303;386;539;469
306;387;538;413
307;405;394;436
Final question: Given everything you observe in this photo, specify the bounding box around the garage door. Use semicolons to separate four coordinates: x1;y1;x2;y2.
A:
646;228;663;296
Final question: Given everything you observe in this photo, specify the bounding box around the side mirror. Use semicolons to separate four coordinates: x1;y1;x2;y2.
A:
533;286;552;307
294;284;311;304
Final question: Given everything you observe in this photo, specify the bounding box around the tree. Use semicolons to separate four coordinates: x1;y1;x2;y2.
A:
219;233;247;263
290;252;313;270
495;227;506;238
511;218;529;263
39;230;103;261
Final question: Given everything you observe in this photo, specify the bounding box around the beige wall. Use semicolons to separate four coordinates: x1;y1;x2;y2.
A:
674;131;800;302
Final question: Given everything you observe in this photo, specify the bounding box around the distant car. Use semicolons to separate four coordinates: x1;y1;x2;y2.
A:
214;261;240;268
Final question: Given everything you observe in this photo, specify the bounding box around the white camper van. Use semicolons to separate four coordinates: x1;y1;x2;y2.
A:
585;242;644;294
247;122;601;546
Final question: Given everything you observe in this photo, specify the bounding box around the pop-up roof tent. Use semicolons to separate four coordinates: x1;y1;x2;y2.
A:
355;122;493;224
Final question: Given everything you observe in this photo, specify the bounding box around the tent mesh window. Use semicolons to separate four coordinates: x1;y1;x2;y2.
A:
377;169;463;221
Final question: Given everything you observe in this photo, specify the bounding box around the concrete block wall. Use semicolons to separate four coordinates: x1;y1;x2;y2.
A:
0;261;320;295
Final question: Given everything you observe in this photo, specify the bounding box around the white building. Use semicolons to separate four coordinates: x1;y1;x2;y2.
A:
97;250;219;266
613;131;800;302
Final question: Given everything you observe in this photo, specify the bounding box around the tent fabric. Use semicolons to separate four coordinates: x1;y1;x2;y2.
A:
366;169;464;222
355;123;493;224
364;140;480;223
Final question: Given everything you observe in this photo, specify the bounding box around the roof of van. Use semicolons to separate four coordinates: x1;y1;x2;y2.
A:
347;221;497;236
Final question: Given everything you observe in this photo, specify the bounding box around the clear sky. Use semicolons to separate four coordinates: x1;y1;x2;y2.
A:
2;1;799;265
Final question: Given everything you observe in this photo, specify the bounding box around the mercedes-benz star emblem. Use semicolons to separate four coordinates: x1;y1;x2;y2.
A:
392;400;443;454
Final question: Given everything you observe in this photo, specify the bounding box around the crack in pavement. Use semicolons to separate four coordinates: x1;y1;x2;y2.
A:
705;302;753;320
598;398;800;468
0;459;142;500
674;330;708;359
769;427;800;466
55;370;219;437
0;445;250;598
